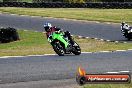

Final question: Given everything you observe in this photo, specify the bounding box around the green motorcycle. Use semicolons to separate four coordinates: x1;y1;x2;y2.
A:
48;31;81;56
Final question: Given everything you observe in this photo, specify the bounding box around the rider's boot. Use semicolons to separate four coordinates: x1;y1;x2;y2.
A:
64;31;75;45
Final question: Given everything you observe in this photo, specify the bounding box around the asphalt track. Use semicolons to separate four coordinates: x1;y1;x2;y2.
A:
0;13;132;88
0;51;132;87
0;13;127;41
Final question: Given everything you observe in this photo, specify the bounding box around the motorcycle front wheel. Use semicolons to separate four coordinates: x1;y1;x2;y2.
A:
52;42;65;56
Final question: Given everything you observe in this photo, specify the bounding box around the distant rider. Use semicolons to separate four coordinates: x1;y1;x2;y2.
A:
121;22;131;30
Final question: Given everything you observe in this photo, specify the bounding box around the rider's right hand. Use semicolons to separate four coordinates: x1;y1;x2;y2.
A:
55;30;62;34
48;35;52;43
49;36;52;39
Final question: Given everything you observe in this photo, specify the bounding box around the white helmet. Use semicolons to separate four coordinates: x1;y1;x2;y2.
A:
44;23;52;32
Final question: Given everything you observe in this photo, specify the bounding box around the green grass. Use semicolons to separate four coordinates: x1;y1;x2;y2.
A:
0;30;54;56
76;38;132;52
83;83;132;88
0;7;132;24
0;30;132;56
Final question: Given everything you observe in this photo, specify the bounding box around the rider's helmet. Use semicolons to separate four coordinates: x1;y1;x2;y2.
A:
121;22;126;26
44;23;52;32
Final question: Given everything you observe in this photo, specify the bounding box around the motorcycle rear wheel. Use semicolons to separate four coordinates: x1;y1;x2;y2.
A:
72;42;81;55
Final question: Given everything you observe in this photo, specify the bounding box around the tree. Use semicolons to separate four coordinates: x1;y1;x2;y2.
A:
32;0;53;3
3;0;17;2
76;0;86;3
64;0;86;3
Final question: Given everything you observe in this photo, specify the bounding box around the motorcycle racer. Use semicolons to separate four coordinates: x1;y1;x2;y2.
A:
43;22;74;51
121;22;131;30
121;22;132;40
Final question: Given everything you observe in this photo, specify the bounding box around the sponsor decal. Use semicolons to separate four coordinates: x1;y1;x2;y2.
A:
76;67;131;85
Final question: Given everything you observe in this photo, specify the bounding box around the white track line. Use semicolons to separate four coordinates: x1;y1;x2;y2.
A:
116;50;127;52
5;13;130;44
106;70;130;74
34;31;39;32
86;37;89;39
23;30;28;31
106;22;111;24
82;52;93;54
0;13;132;58
7;13;120;25
128;49;132;50
78;36;83;38
94;38;98;40
0;54;56;59
106;40;111;41
0;56;26;58
96;22;100;23
0;50;132;59
75;35;130;44
119;71;130;73
106;72;120;74
115;41;119;43
100;39;104;41
31;16;40;18
21;15;26;16
99;51;111;53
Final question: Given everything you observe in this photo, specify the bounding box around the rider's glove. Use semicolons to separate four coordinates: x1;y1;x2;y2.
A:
128;29;132;33
48;36;52;43
55;30;63;34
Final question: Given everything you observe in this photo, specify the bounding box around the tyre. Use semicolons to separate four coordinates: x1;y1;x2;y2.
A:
126;34;131;41
12;31;19;41
7;27;19;41
76;76;86;86
52;42;65;56
0;27;19;43
127;37;131;41
72;42;81;55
